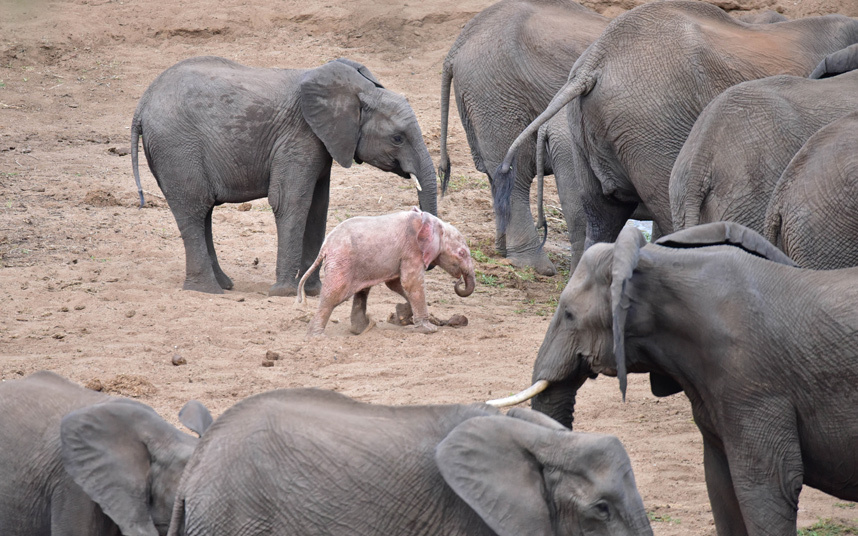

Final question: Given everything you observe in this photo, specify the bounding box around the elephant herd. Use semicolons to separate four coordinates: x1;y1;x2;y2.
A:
5;0;858;535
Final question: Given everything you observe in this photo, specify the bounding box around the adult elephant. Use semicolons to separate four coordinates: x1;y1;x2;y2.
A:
489;222;858;536
765;112;858;269
167;388;653;535
438;0;608;275
0;370;212;536
132;56;438;296
669;69;858;233
495;1;858;250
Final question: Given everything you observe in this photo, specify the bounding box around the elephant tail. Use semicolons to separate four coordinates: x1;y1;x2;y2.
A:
535;122;549;248
438;60;453;196
296;250;325;305
494;69;596;234
130;110;145;208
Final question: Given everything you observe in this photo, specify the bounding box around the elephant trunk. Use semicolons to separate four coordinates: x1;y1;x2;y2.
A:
415;151;438;216
454;271;475;297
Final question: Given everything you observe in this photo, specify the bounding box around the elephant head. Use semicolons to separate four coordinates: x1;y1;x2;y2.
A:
436;407;653;535
60;398;211;536
488;222;795;428
416;209;476;297
299;59;438;215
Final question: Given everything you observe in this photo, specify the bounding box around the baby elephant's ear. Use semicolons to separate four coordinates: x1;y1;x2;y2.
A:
300;60;379;168
417;212;442;269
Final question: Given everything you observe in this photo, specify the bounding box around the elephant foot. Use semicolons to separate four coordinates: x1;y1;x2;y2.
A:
350;318;376;336
269;283;298;297
183;279;225;294
214;270;234;290
412;320;437;334
508;252;556;277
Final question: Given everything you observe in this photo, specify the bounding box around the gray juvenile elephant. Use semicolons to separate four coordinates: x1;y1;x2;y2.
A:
669;69;858;233
495;1;858;248
132;56;438;296
438;0;608;275
765;112;858;269
298;208;475;336
166;388;653;536
489;222;858;536
0;370;212;536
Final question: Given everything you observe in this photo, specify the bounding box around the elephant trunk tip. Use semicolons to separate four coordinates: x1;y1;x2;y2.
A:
454;273;475;297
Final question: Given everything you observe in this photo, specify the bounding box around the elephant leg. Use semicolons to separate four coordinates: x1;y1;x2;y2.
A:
204;207;233;290
702;436;749;536
174;205;224;294
727;417;802;536
268;155;331;297
553;169;587;273
582;192;637;251
393;274;435;333
385;278;414;323
504;179;556;276
298;166;331;297
349;287;374;335
307;277;351;338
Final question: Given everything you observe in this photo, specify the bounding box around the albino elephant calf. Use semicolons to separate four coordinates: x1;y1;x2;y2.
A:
297;208;476;336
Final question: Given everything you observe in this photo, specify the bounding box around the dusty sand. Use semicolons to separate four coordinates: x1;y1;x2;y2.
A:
1;0;856;533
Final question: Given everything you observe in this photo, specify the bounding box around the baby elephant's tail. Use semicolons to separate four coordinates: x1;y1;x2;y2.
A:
296;252;325;305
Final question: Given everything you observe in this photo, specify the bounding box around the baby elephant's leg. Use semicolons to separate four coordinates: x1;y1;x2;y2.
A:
396;274;436;334
306;280;351;338
349;287;375;335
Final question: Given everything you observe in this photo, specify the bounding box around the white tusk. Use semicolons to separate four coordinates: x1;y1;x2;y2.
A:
486;380;550;407
412;175;422;192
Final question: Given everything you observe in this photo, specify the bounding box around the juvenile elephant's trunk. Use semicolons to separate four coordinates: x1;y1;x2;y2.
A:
415;153;439;216
454;272;475;297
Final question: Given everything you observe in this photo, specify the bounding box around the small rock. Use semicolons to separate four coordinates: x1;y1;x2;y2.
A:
53;333;65;339
125;310;136;318
60;306;69;312
237;202;252;211
265;350;281;361
108;146;130;156
261;360;274;367
85;379;104;391
171;354;187;366
74;305;85;310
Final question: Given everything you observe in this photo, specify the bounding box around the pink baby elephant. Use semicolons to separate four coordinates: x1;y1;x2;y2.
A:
297;208;476;337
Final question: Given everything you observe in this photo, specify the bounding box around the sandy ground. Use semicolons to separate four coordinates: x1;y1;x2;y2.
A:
1;0;857;533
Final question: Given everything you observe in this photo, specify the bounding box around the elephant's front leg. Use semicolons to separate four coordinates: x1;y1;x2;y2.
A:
268;156;331;297
702;435;748;536
349;288;375;335
389;274;435;334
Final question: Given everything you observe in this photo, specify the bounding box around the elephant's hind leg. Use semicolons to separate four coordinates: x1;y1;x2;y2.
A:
205;207;233;290
175;206;224;294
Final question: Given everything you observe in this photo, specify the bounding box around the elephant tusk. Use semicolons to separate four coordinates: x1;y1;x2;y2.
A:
411;175;422;192
486;380;550;407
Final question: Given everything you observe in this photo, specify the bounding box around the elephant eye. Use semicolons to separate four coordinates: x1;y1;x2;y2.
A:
564;309;574;322
392;134;405;145
592;501;611;521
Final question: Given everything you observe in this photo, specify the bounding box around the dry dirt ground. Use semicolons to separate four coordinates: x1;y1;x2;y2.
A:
1;0;857;533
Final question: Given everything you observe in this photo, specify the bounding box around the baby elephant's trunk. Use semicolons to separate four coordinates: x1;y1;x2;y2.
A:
454;272;476;297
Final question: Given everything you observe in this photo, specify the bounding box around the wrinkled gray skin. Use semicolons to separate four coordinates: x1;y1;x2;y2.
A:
132;56;438;296
517;222;858;535
438;0;608;275
495;1;858;249
670;69;858;233
166;388;652;536
0;371;212;536
765;112;858;269
297;208;476;336
735;9;788;23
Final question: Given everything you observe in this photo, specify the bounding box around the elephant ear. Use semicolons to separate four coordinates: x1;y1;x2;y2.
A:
300;60;379;167
178;399;213;437
417;211;442;269
60;399;191;536
435;416;554;536
655;221;796;266
610;226;648;401
809;43;858;79
331;58;384;88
